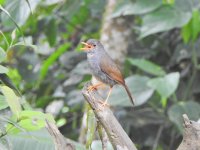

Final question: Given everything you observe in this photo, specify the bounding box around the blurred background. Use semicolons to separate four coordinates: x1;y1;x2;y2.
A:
0;0;200;150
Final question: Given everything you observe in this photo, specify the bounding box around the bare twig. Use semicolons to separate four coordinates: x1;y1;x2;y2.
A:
82;82;137;150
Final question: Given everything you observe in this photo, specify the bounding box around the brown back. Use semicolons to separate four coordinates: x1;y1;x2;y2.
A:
99;53;125;85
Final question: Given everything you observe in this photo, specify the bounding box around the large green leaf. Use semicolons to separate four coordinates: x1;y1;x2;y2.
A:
0;47;6;62
1;86;22;118
112;0;162;17
147;72;180;99
1;0;40;29
168;101;200;132
128;58;166;76
140;5;192;38
109;75;154;107
6;110;55;134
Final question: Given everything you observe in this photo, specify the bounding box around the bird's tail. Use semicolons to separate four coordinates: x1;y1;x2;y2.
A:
124;84;135;106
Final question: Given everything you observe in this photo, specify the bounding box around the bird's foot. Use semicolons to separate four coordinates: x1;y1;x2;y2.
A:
87;83;105;92
96;100;110;111
87;85;97;92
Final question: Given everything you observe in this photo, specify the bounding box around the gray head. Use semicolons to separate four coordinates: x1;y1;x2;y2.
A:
81;39;104;53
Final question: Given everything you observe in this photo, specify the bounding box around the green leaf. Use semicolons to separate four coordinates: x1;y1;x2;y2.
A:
140;5;192;38
1;0;40;29
56;118;67;127
147;72;180;99
44;17;57;47
0;47;6;62
0;65;9;74
0;5;25;43
181;20;192;43
112;0;162;17
0;31;9;48
0;117;26;133
40;43;71;79
109;75;154;107
19;111;55;123
181;10;200;43
191;10;200;41
7;119;46;134
0;0;5;5
174;0;192;12
6;111;55;134
0;74;21;96
0;86;22;118
0;94;8;110
8;129;55;150
168;101;200;132
128;58;166;76
12;42;38;52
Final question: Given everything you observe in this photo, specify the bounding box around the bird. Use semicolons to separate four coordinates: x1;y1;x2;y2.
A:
81;39;134;106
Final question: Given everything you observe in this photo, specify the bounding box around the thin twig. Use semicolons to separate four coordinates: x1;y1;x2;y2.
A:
152;125;164;150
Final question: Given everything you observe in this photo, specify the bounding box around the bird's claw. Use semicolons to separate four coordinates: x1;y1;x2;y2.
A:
96;100;110;111
87;85;97;92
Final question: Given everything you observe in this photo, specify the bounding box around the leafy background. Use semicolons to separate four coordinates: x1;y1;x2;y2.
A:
0;0;200;149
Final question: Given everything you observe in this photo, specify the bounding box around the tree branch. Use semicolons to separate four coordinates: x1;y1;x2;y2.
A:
82;82;137;150
45;120;75;150
177;114;200;150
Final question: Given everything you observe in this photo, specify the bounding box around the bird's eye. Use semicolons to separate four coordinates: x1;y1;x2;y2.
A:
93;44;96;47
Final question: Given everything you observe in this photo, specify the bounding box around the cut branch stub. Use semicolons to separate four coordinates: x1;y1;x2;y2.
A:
177;114;200;150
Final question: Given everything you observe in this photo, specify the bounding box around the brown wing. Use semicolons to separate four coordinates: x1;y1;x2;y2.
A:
100;53;135;105
99;53;125;85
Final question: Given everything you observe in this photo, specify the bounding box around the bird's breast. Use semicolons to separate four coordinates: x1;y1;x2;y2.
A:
87;53;94;59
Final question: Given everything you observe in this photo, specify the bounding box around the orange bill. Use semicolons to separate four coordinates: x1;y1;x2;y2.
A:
80;42;94;50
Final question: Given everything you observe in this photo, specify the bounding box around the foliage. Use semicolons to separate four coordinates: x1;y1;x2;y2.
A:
168;101;200;132
128;58;166;76
0;0;200;149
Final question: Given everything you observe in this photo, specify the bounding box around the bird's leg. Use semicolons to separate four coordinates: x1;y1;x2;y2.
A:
100;87;112;107
87;83;104;92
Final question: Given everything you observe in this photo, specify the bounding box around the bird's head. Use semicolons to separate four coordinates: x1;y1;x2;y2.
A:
81;39;103;53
